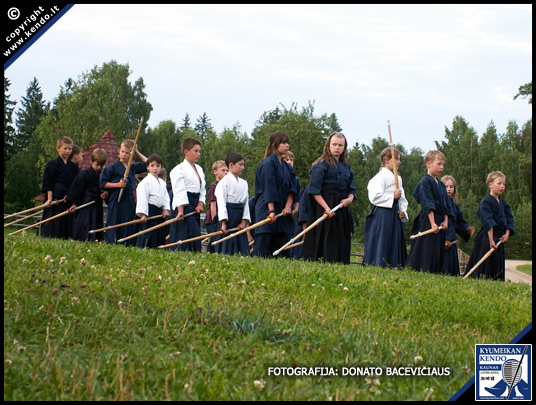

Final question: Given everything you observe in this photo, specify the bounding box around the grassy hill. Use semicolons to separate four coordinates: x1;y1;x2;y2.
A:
4;230;532;400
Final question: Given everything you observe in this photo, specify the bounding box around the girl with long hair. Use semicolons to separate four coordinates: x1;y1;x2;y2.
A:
302;132;356;264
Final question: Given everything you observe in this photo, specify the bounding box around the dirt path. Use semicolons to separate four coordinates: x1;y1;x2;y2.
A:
505;260;532;285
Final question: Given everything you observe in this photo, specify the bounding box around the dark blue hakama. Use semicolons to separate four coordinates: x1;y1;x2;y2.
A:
100;160;146;246
136;204;167;249
219;203;250;256
466;194;515;281
302;160;357;265
406;174;453;274
252;154;297;258
169;191;202;252
363;200;407;268
67;166;104;242
40;156;80;239
205;217;222;254
443;202;471;276
288;184;309;260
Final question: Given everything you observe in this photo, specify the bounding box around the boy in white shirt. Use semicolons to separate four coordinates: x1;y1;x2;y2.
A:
214;152;251;256
169;138;206;251
135;154;170;248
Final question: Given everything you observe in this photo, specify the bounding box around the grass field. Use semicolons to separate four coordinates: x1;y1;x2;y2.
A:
516;264;532;276
4;230;532;401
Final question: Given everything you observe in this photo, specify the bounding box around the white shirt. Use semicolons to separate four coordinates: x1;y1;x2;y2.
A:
214;173;251;223
135;174;170;217
367;167;409;222
169;160;206;210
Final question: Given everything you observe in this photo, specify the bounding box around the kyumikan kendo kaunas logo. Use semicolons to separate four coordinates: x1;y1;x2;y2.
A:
475;344;531;401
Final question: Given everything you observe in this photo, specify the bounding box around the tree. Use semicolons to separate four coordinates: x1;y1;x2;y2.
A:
254;104;284;127
346;141;367;236
4;77;51;211
479;122;502;168
15;77;50;151
194;112;214;141
138;120;182;171
436;116;479;193
518;119;532;198
181;112;192;130
249;102;334;189
35;60;152;171
511;198;532;260
199;124;250;180
498;120;525;208
324;112;343;133
513;81;532;104
4;137;43;212
4;77;17;170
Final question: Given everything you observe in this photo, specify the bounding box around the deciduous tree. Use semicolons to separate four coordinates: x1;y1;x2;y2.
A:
34;60;152;171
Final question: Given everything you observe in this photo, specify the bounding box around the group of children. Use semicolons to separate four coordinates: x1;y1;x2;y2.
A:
39;132;514;281
363;148;514;280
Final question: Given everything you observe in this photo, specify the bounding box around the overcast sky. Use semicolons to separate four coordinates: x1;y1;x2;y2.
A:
5;4;532;152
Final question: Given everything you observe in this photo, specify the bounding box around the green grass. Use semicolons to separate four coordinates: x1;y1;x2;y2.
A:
516;264;532;276
4;230;532;401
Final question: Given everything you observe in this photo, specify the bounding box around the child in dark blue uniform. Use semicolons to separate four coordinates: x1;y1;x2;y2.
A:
40;136;80;239
302;132;356;264
283;151;305;259
67;148;108;242
100;139;147;245
441;175;475;276
252;131;297;258
466;171;514;281
406;150;453;274
69;144;83;167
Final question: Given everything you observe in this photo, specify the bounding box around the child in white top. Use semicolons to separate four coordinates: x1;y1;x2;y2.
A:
135;154;170;248
363;147;408;268
168;138;206;251
214;152;251;255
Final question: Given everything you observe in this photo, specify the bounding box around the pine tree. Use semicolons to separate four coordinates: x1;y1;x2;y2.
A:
194;112;213;141
4;78;50;212
16;77;50;151
181;112;191;130
4;77;17;170
513;81;532;104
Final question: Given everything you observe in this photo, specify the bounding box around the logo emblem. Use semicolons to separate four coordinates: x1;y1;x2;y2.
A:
475;344;531;401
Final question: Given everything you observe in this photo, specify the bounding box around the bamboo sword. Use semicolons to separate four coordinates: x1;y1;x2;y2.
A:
212;212;285;247
387;120;400;190
89;214;163;234
463;240;503;280
116;211;197;243
409;226;442;240
161;227;239;249
117;116;144;203
9;200;95;236
273;204;342;256
4;197;66;220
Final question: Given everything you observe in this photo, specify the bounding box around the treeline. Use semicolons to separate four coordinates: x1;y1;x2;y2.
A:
4;61;532;259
